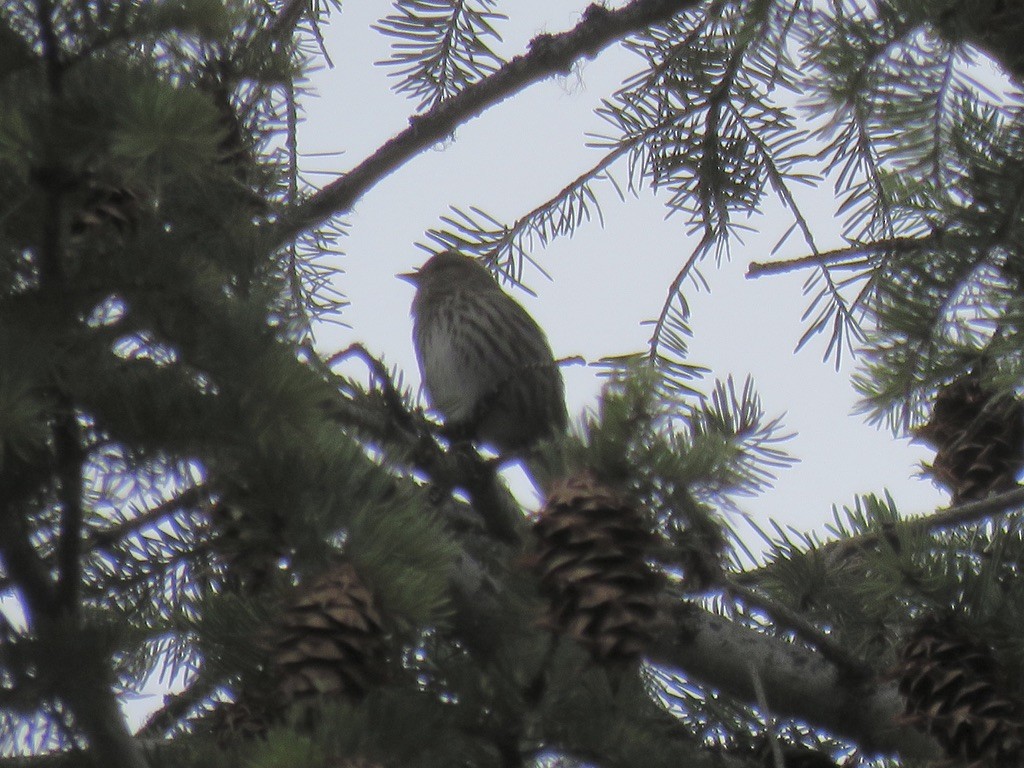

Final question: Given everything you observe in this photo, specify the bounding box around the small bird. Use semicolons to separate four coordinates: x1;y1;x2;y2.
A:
401;251;567;454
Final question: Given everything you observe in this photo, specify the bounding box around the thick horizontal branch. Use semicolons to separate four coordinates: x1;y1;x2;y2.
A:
444;548;942;760
648;603;941;760
265;0;699;251
722;577;871;682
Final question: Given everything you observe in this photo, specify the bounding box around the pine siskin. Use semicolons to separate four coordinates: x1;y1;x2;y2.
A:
401;251;567;453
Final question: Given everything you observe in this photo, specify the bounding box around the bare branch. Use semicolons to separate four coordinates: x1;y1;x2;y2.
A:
746;236;931;278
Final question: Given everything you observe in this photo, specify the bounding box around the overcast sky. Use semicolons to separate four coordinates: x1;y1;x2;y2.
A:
297;0;948;547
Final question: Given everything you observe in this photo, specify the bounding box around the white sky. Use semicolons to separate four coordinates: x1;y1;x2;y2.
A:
297;0;948;549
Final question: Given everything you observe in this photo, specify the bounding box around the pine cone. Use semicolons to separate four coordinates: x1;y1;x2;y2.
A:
915;377;1024;504
272;562;387;704
531;471;663;663
894;615;1024;767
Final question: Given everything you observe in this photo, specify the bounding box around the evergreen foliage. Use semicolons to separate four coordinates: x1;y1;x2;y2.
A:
3;0;1024;767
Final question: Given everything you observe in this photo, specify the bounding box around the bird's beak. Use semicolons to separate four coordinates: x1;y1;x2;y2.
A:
396;270;419;285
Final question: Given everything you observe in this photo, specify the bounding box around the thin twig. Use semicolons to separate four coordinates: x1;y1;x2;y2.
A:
748;665;784;768
649;229;714;362
649;25;755;367
86;485;209;551
327;343;414;431
481;139;636;275
746;236;931;278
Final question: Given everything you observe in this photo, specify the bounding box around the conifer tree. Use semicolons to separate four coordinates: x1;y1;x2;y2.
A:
3;1;1024;767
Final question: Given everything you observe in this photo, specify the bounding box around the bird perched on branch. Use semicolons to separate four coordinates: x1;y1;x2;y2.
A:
401;251;567;454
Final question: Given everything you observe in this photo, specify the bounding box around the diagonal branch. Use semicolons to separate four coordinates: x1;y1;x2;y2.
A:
310;348;527;544
85;484;210;551
136;676;220;739
265;0;701;252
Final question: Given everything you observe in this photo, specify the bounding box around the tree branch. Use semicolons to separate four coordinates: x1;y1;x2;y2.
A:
722;577;871;683
265;0;700;251
0;498;56;619
56;660;148;768
34;0;63;95
823;484;1024;564
313;347;527;543
0;521;149;768
85;484;209;551
263;0;311;42
54;407;85;610
648;603;940;760
745;236;932;278
136;676;219;739
442;541;942;761
430;461;940;759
